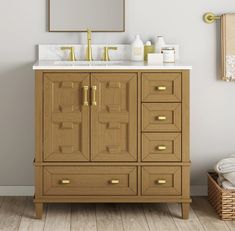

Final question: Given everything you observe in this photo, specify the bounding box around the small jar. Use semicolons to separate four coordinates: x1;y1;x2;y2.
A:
162;47;175;63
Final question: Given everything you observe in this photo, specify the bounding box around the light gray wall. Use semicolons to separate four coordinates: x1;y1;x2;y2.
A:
0;0;235;188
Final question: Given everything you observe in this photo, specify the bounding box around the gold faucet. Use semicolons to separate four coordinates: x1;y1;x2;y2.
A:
61;47;76;61
102;46;118;61
86;29;93;61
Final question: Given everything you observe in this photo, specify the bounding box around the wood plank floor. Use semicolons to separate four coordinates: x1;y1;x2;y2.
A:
0;197;234;231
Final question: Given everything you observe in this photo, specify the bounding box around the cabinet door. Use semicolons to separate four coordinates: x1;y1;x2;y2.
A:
44;73;90;161
91;73;137;161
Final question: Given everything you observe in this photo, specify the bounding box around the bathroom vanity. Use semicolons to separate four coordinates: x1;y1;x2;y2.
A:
33;59;191;219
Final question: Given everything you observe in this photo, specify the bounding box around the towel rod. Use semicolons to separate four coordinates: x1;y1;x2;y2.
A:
203;12;221;24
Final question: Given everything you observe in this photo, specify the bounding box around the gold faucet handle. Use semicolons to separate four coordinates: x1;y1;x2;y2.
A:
102;46;118;61
61;46;76;61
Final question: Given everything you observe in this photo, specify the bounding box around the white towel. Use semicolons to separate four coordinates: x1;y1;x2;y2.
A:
217;174;225;186
214;154;235;173
221;180;235;190
223;172;235;185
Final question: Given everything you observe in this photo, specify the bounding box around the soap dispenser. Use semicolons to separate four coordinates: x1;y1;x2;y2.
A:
131;35;144;61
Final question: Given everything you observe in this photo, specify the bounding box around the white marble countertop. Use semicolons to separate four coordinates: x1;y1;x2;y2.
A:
33;60;192;70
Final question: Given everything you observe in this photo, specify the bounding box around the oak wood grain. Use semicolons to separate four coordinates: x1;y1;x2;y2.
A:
18;197;46;231
0;197;231;231
96;204;124;231
168;202;204;231
43;166;137;196
0;197;27;231
143;203;179;231
118;204;150;231
71;204;97;231
142;72;181;102
91;73;137;162
191;197;230;231
34;70;191;218
44;204;71;231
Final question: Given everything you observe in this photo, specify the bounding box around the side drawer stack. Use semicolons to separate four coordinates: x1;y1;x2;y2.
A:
141;72;183;196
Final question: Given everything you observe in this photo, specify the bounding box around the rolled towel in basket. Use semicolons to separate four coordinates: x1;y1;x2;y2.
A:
214;154;235;173
223;172;235;185
221;180;235;190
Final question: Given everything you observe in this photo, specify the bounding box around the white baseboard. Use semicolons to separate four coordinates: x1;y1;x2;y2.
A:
0;186;34;196
0;185;208;196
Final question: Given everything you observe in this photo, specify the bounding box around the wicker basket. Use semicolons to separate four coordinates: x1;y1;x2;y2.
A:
208;172;235;220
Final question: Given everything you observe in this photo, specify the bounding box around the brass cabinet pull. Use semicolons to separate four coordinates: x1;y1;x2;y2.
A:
156;86;167;91
110;179;120;184
156;179;167;184
59;179;70;185
157;145;167;151
91;86;97;106
156;116;167;121
83;86;89;106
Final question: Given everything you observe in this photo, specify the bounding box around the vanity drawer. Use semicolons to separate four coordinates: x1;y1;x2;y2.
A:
142;133;181;162
142;73;181;102
142;103;181;132
43;166;137;196
142;166;181;196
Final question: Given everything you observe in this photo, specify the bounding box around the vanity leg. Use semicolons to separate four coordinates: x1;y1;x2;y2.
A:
181;203;190;219
35;203;43;219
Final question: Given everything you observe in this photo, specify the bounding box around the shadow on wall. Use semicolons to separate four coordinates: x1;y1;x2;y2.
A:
0;62;35;185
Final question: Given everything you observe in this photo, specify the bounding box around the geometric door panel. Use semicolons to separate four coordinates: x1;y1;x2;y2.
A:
91;73;137;161
43;73;90;161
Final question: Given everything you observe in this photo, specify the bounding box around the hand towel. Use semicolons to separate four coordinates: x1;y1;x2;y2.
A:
221;14;235;81
214;154;235;173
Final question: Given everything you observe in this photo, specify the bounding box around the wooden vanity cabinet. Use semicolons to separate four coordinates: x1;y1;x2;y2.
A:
34;70;191;219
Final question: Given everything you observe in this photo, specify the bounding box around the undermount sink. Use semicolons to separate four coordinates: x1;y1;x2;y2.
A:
54;60;125;65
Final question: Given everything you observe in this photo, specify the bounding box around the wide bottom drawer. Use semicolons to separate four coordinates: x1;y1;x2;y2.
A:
43;166;137;196
142;166;182;196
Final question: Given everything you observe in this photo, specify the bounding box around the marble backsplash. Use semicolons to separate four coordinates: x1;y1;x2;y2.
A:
38;44;131;61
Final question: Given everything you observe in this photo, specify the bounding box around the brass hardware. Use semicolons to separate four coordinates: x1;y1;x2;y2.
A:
157;145;167;151
110;179;120;184
156;179;167;185
61;47;76;61
59;179;70;185
91;86;97;106
83;86;89;106
86;29;93;61
102;46;118;61
203;12;221;24
156;86;167;91
156;116;166;121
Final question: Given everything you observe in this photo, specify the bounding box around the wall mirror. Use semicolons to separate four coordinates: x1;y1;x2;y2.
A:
49;0;125;32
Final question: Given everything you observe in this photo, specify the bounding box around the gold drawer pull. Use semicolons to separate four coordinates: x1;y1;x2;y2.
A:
156;86;167;91
157;145;166;151
156;179;167;185
110;179;120;184
91;86;97;106
83;86;89;106
59;179;70;185
156;116;167;121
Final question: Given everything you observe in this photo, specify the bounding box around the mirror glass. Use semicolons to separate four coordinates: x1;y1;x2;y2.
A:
49;0;125;32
